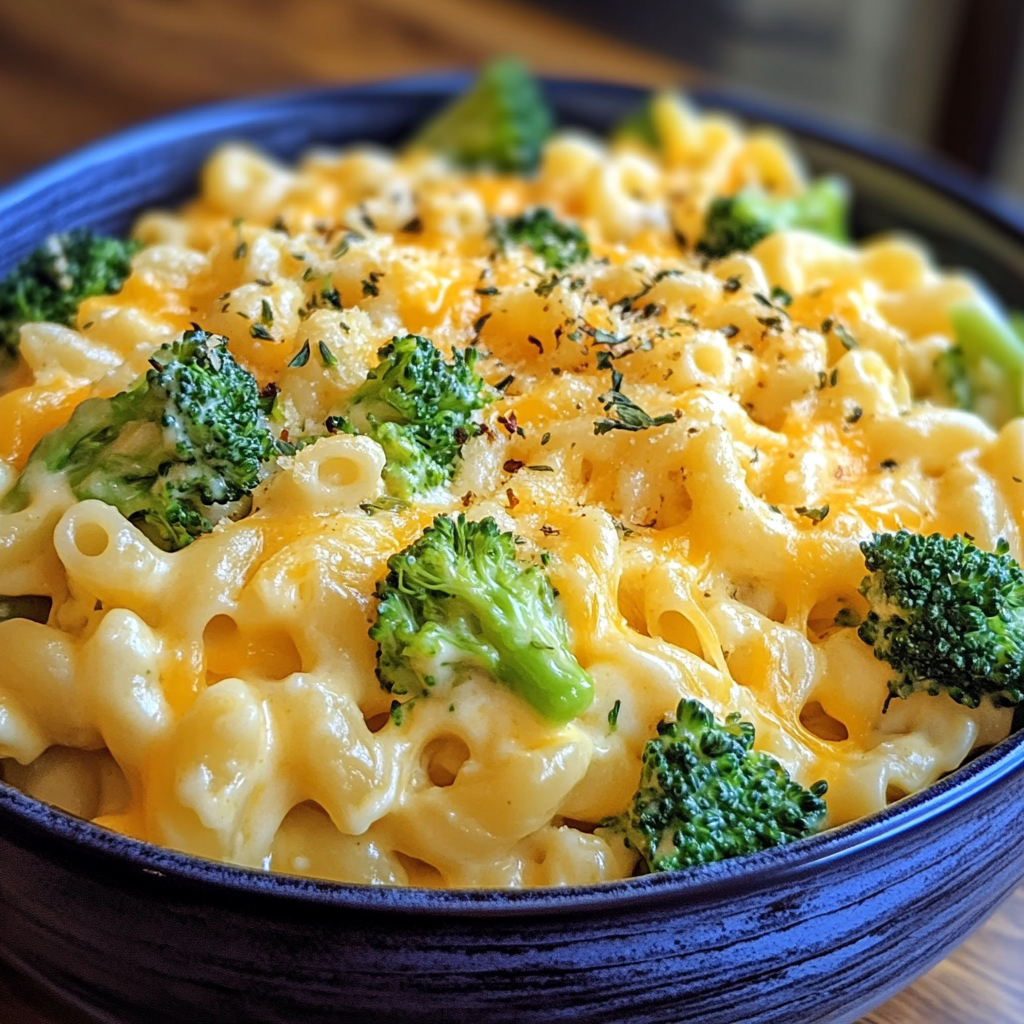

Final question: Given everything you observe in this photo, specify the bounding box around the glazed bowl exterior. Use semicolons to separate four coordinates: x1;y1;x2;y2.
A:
1;74;1024;1024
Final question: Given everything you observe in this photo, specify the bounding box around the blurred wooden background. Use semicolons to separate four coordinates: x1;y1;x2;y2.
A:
0;0;687;184
0;2;1021;1022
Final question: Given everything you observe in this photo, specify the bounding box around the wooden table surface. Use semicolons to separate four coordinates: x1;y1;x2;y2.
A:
0;1;1021;1021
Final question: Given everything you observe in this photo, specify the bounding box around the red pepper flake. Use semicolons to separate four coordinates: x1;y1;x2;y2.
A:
461;491;474;507
503;459;525;474
506;488;520;510
497;411;519;436
541;524;560;536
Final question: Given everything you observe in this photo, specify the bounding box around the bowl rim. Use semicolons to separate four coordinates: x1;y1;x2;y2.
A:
2;71;1024;918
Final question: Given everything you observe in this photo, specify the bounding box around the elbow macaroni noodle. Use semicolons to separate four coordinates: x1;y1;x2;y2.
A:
0;94;1016;886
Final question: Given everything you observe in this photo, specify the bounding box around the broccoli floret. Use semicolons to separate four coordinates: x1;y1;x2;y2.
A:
370;514;595;724
339;334;496;499
937;297;1024;423
697;177;849;259
0;229;141;358
412;58;553;173
491;208;591;271
604;698;828;873
2;327;277;551
612;95;661;150
856;530;1024;710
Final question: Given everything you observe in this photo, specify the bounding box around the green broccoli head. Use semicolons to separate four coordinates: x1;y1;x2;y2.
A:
412;58;553;173
606;699;828;873
341;334;497;499
612;95;661;150
490;208;591;271
856;530;1024;710
370;514;595;724
0;229;141;357
3;326;277;551
696;177;850;259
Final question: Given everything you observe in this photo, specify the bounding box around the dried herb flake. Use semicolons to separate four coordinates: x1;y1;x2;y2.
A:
289;340;311;368
795;504;830;523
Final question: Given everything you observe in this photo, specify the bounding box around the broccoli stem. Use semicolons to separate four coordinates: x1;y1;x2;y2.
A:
786;176;849;242
945;297;1024;419
454;590;594;723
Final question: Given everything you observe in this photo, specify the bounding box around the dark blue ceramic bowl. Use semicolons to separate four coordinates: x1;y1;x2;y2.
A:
2;74;1024;1024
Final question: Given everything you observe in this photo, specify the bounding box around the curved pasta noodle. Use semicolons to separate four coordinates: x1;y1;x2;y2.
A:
256;435;386;515
54;499;174;623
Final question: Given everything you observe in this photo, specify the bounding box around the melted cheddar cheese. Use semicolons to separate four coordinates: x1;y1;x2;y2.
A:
0;93;1015;887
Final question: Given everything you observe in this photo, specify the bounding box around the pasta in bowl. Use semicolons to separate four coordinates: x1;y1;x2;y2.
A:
1;63;1022;895
2;66;1024;1024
